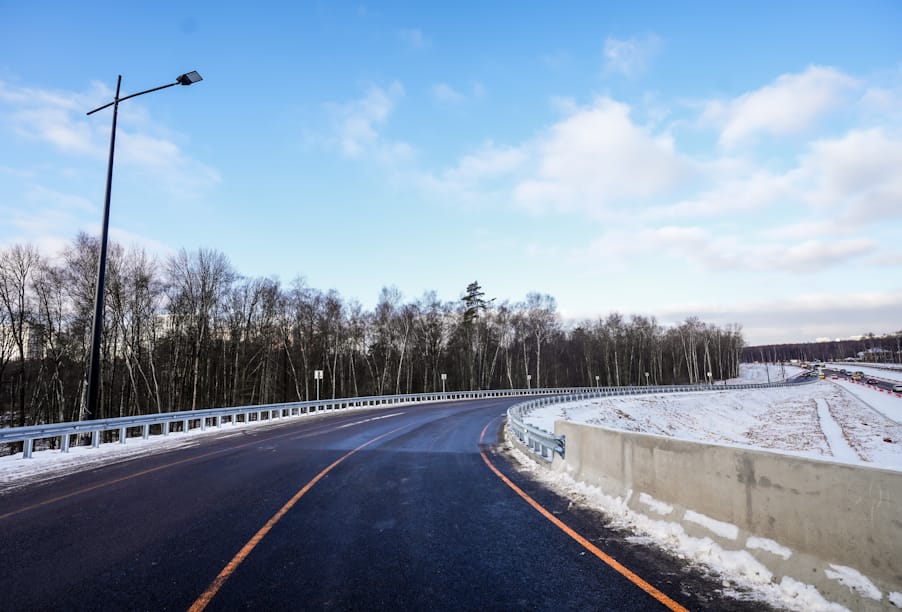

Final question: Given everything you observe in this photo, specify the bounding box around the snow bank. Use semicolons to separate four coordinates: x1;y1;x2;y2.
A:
524;381;902;471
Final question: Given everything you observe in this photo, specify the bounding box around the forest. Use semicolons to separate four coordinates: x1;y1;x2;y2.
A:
1;235;745;430
743;333;902;364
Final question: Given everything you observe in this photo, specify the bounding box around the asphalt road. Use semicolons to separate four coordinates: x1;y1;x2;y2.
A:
0;399;772;611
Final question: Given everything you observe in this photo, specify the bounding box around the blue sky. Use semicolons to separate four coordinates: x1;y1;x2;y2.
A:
2;1;901;345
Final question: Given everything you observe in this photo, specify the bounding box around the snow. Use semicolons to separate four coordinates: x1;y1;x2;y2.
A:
638;492;673;516
746;537;792;561
890;591;902;607
684;509;739;540
824;564;883;601
730;363;805;383
523;369;902;471
506;443;851;612
834;377;902;425
814;399;860;462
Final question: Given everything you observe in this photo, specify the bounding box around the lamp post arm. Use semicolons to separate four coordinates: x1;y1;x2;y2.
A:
86;80;179;116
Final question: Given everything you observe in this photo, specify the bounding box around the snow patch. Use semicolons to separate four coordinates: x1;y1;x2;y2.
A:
684;509;739;540
524;375;902;471
889;591;902;607
824;564;882;601
638;492;673;516
778;576;850;612
746;536;792;560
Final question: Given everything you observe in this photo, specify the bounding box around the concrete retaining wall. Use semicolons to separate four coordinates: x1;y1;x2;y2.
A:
551;421;902;610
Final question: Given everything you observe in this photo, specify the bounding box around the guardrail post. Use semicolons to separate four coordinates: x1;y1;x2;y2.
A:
201;417;207;431
163;421;170;436
23;438;33;459
182;418;190;433
119;426;127;444
61;433;70;453
91;430;100;448
216;415;222;428
143;424;150;439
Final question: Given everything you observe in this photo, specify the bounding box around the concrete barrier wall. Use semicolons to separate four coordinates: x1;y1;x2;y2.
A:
551;421;902;610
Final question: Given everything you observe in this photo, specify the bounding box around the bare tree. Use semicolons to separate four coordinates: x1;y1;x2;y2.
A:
0;244;41;427
166;248;236;410
524;293;558;388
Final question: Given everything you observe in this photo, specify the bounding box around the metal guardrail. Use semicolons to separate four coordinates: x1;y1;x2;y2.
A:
1;378;817;460
1;387;589;459
506;379;817;462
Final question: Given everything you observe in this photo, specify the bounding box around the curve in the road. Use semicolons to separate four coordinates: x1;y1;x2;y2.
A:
0;398;771;611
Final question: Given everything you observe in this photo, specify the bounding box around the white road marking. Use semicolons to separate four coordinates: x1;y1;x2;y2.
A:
335;412;405;429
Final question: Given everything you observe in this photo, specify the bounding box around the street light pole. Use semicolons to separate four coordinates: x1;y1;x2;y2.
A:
84;71;202;420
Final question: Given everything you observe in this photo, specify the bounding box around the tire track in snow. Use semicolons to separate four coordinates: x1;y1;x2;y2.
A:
815;398;860;462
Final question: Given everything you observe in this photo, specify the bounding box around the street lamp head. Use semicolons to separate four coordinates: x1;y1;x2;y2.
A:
176;71;203;86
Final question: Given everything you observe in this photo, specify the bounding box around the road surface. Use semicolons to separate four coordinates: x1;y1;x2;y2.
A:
0;398;771;611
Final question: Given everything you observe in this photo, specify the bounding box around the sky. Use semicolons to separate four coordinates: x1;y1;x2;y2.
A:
1;1;901;346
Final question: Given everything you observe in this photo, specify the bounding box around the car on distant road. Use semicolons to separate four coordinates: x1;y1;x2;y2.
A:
892;384;902;393
866;378;878;385
851;372;864;381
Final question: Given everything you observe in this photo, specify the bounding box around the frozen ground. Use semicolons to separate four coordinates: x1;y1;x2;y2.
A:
525;365;902;471
729;363;805;383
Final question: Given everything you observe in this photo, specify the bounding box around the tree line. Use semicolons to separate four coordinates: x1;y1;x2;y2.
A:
743;332;902;364
0;235;745;432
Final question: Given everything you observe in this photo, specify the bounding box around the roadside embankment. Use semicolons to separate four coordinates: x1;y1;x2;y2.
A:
550;421;902;611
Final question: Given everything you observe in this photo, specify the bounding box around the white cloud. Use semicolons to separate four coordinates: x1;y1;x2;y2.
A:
574;225;874;275
773;239;875;270
649;167;793;219
326;82;412;162
794;128;902;221
513;98;691;217
432;83;465;104
117;131;221;197
418;142;527;205
431;82;485;105
0;79;218;196
703;66;858;147
650;290;902;345
398;28;429;49
1;79;112;156
26;185;94;213
603;34;663;77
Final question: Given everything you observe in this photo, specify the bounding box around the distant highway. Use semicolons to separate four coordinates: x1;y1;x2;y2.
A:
0;399;771;611
823;367;900;394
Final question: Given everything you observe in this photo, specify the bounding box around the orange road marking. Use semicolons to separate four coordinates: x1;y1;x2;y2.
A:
479;444;689;612
188;424;410;612
479;413;504;444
